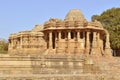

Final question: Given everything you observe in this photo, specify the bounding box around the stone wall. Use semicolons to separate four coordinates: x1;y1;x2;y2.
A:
0;54;119;80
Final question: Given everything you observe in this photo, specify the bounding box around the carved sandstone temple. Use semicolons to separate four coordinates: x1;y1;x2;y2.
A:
8;9;112;56
2;9;120;80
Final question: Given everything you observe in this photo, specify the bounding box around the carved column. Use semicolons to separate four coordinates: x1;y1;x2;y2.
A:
91;32;103;56
80;32;86;50
56;31;61;53
49;32;53;49
45;33;49;49
97;33;100;47
83;32;85;48
105;34;110;48
86;32;90;48
67;31;71;53
9;38;12;50
68;31;71;40
58;31;61;40
17;38;19;48
8;39;11;49
55;32;58;49
10;38;14;53
20;35;23;48
97;32;103;55
77;31;80;41
85;32;90;54
55;32;58;41
105;34;112;56
11;39;14;49
15;39;17;49
76;31;80;53
92;32;97;47
13;39;16;49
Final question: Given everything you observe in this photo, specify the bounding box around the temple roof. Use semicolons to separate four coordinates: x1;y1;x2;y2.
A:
65;9;85;21
32;24;43;31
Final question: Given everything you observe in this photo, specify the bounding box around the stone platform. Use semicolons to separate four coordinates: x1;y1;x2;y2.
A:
0;54;120;80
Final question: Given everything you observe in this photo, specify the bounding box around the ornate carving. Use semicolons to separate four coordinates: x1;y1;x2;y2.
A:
8;9;111;57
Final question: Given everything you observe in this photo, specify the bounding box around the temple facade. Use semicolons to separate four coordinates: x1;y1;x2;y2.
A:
8;25;47;54
8;9;112;56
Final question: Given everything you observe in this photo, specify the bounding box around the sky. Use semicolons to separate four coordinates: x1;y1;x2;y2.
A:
0;0;119;39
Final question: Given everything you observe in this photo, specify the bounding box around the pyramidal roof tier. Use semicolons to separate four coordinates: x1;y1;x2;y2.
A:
65;9;85;21
32;24;43;31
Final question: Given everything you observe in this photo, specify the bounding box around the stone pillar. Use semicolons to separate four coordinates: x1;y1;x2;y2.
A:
92;32;97;47
97;33;100;47
58;31;61;40
49;32;53;49
91;32;103;57
17;38;19;49
11;39;14;49
20;35;23;48
85;32;90;55
8;38;13;53
83;32;85;46
9;39;12;50
56;31;61;53
105;34;110;48
83;32;86;44
67;31;71;53
97;32;104;55
105;34;112;56
55;32;58;49
86;32;90;48
13;39;16;48
55;32;58;41
45;33;49;49
100;36;104;50
77;31;80;41
75;31;80;53
8;39;11;49
68;31;71;40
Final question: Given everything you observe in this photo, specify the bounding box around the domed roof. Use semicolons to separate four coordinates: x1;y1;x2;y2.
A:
65;9;85;21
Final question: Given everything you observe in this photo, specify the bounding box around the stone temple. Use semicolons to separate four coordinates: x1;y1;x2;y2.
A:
8;9;111;56
0;9;120;80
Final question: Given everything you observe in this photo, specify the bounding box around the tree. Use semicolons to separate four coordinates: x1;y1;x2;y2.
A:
0;38;8;53
92;8;120;56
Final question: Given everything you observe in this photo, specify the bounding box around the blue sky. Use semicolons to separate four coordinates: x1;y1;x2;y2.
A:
0;0;119;39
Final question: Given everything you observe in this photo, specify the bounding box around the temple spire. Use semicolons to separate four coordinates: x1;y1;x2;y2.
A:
65;9;85;21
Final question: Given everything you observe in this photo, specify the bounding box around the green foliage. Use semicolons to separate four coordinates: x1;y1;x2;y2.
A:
92;8;120;49
0;38;8;53
91;15;99;22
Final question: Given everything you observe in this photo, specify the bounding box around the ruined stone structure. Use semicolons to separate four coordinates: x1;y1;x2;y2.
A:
8;10;112;57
